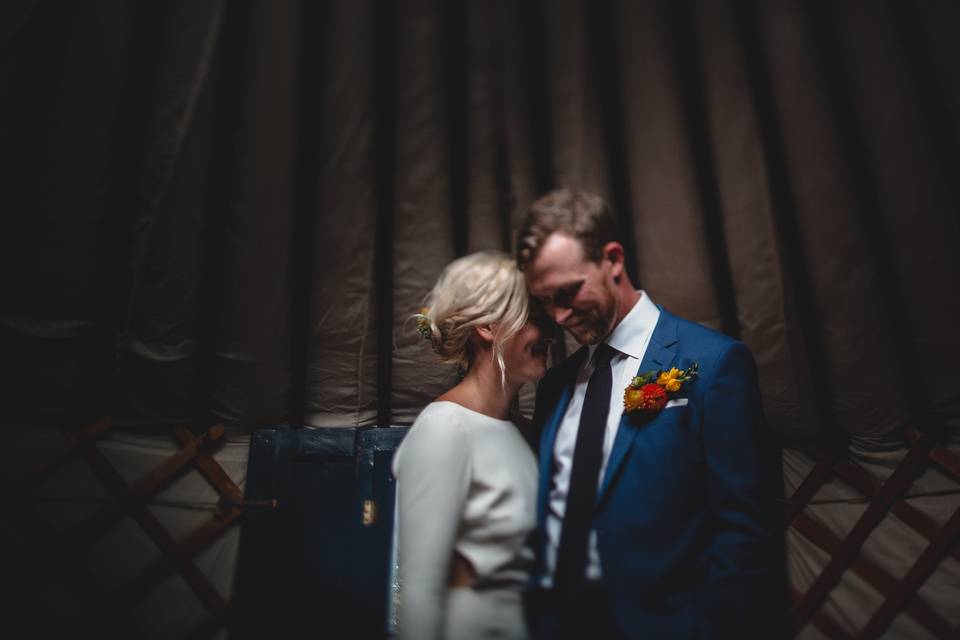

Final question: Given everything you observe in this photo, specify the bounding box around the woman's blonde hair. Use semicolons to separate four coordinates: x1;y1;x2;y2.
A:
415;251;529;386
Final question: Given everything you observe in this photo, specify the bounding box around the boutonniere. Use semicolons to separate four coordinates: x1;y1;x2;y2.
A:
623;362;699;413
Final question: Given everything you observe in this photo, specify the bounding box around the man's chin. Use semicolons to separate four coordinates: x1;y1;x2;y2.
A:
566;326;602;346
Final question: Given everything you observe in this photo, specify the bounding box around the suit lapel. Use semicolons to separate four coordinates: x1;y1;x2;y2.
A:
597;308;679;503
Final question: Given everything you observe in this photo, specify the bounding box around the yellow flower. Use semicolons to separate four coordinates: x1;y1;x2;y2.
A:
656;368;681;386
664;378;682;393
623;386;645;412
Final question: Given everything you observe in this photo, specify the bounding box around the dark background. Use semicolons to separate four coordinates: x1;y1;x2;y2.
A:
1;1;959;637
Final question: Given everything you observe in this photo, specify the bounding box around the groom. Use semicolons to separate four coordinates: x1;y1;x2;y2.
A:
518;188;782;639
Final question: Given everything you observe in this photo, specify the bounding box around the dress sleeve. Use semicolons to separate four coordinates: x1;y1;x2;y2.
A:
394;412;472;640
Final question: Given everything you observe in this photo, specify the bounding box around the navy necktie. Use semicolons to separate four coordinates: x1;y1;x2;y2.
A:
554;343;616;602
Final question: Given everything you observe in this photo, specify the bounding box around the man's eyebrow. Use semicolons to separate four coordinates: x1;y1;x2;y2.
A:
556;280;583;293
534;280;582;300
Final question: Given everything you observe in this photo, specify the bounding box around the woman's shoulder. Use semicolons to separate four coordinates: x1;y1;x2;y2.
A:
393;402;474;476
400;401;517;457
412;400;472;430
416;400;511;429
402;402;474;449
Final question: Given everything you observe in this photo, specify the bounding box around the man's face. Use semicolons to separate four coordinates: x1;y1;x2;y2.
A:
524;232;621;346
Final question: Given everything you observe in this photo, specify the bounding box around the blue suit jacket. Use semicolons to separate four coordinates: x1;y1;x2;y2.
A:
530;307;778;639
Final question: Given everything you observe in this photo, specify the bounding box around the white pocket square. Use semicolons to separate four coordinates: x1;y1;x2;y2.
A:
664;398;688;408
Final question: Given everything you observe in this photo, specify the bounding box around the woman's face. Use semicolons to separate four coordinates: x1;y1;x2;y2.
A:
502;308;552;385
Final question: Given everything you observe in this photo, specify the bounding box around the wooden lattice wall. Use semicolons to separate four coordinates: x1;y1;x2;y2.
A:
6;419;959;638
6;419;243;638
785;428;960;639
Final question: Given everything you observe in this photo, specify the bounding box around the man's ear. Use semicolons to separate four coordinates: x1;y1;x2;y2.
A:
603;241;626;279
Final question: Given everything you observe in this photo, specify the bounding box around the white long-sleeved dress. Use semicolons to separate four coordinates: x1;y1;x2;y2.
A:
392;401;537;640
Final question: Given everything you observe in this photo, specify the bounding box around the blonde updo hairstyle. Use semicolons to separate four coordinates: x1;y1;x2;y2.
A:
416;251;529;387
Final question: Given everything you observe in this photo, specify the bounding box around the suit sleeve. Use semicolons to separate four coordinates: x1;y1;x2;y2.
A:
393;416;472;640
698;341;781;637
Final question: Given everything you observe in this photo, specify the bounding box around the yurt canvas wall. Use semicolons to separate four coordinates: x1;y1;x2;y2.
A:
1;0;958;637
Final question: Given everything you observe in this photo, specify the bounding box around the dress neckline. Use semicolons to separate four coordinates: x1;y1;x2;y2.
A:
432;400;514;425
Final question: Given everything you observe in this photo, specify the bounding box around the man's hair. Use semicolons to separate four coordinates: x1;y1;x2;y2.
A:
515;187;619;270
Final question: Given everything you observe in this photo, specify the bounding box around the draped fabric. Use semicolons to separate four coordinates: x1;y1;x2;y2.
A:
2;0;958;441
2;0;960;637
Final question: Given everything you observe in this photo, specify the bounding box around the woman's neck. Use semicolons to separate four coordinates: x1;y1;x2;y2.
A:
437;355;521;421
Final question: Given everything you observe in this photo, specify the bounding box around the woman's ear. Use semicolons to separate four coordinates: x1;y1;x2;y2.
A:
474;325;496;345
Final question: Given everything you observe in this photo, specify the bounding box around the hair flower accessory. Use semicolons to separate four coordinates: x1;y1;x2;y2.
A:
624;362;699;413
415;307;433;340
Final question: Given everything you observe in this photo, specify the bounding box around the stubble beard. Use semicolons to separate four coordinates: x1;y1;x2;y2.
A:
597;281;623;344
567;290;620;346
567;321;601;345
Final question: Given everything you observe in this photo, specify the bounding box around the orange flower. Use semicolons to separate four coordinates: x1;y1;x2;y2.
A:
624;382;668;412
640;383;668;411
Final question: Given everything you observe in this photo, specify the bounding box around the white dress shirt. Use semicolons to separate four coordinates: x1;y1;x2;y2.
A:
543;291;660;586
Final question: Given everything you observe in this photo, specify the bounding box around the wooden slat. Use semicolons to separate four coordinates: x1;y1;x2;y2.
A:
19;417;113;483
113;508;241;610
791;431;937;633
185;611;231;640
857;504;960;639
791;512;952;637
1;484;140;635
790;586;855;640
172;425;243;505
832;460;960;564
73;429;229;618
904;427;960;480
927;446;960;481
784;443;843;525
65;424;225;549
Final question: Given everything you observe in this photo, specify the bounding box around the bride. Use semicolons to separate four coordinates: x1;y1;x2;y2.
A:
392;251;551;639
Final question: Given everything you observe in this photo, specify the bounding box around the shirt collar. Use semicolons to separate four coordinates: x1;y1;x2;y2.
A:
592;290;659;360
